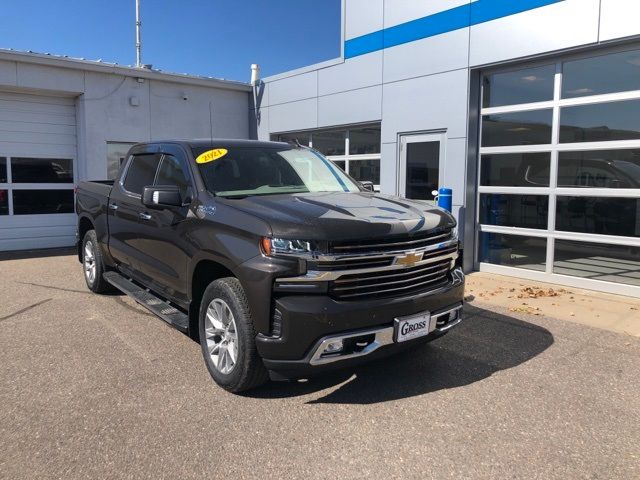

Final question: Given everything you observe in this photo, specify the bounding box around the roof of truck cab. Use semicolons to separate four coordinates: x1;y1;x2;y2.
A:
153;139;292;150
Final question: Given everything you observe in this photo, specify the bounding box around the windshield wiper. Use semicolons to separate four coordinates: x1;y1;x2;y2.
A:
219;194;251;199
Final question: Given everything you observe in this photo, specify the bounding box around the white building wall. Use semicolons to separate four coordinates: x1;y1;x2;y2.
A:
257;0;640;257
0;52;250;184
0;51;250;250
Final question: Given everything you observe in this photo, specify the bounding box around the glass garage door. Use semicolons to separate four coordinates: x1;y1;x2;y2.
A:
0;91;77;251
477;47;640;296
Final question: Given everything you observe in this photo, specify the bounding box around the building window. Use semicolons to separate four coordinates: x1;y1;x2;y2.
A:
272;124;381;190
0;189;8;215
478;47;640;291
0;156;75;217
107;142;138;180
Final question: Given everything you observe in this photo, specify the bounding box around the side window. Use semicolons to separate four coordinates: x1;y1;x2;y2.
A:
122;154;161;195
155;154;191;198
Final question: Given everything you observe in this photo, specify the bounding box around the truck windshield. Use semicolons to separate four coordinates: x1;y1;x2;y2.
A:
193;146;360;197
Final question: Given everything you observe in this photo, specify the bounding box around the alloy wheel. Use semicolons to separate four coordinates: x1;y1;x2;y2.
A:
84;241;97;285
204;298;238;374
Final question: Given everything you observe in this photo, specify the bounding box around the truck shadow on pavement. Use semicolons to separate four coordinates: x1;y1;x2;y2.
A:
247;304;554;404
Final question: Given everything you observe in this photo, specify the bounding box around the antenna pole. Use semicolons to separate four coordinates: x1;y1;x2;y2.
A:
135;0;142;67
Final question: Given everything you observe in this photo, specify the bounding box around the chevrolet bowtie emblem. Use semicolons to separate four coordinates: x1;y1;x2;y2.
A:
394;251;424;267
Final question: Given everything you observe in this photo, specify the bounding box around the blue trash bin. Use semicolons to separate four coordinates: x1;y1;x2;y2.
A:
437;187;452;212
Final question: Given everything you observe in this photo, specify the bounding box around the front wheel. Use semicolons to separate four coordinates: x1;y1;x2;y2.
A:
82;230;112;293
198;277;268;393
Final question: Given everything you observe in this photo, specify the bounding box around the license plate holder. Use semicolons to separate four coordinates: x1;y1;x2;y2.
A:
394;310;433;343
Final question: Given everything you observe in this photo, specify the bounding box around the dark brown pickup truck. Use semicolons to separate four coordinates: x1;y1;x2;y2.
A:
76;139;464;392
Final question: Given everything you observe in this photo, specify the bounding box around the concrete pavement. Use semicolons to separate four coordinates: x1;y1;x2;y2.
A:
0;253;638;479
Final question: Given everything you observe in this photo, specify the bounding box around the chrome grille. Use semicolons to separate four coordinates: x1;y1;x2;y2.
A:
275;230;459;301
314;257;394;271
329;257;451;300
329;229;452;254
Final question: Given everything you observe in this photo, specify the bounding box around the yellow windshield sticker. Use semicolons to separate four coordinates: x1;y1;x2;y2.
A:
196;148;228;164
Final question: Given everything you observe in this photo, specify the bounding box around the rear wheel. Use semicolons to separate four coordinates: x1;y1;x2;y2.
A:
198;277;268;392
82;230;111;293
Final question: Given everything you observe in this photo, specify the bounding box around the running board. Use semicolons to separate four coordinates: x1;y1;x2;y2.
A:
103;271;189;332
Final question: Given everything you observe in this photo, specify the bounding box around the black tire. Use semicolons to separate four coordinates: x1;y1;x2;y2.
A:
81;230;112;294
198;277;268;393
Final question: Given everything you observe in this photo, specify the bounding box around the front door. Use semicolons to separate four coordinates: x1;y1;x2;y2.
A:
398;132;446;200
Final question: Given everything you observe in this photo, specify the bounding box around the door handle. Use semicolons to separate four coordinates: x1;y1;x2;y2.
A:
108;203;118;211
139;212;152;221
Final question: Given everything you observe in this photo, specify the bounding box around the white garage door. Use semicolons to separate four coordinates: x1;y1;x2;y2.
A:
0;91;77;251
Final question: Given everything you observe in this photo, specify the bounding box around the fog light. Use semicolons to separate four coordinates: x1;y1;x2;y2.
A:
322;339;344;355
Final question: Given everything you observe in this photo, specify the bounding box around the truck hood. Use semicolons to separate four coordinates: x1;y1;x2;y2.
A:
219;192;455;241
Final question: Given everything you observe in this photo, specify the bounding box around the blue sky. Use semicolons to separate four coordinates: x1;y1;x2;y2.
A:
0;0;342;82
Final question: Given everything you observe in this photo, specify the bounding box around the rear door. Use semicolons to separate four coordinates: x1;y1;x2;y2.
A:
132;144;194;305
107;148;162;271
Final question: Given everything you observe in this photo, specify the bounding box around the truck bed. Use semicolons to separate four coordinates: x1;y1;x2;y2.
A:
76;180;115;250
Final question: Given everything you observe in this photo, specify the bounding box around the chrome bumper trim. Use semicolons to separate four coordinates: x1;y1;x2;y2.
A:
309;303;463;365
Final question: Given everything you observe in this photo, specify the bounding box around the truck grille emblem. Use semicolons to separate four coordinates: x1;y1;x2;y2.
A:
393;252;424;267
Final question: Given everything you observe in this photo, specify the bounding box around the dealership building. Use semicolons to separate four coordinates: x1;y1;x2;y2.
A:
0;50;250;251
255;0;640;297
1;0;639;297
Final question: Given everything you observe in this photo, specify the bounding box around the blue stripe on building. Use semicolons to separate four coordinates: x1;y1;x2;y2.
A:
344;0;565;59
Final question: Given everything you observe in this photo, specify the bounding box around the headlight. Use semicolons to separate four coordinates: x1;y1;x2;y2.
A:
261;237;313;256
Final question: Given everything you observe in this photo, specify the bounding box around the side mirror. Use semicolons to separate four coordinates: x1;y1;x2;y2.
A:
360;181;375;192
142;185;182;209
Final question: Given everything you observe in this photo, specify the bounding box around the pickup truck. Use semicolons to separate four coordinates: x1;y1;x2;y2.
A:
76;139;464;392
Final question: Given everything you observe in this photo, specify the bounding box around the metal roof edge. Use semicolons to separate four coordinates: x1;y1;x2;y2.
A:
0;48;252;92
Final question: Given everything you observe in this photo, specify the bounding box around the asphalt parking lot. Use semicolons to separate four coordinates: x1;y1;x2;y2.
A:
1;252;639;479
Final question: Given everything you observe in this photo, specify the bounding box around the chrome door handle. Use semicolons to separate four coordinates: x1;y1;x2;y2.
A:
108;203;118;211
139;212;152;220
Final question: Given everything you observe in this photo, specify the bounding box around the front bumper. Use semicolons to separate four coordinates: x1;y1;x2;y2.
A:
256;268;464;378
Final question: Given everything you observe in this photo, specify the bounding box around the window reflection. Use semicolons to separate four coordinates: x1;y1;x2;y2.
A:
479;232;546;271
271;124;381;186
0;189;8;215
349;160;380;184
556;197;640;237
562;49;640;98
123;154;161;195
406;141;439;200
483;64;555;108
312;130;346;156
0;158;6;183
482;109;553;146
558;150;640;188
349;126;381;154
480;153;550;187
12;158;73;183
554;240;640;286
560;100;640;143
12;190;74;215
480;194;548;229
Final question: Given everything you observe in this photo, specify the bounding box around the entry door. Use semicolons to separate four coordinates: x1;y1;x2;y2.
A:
398;132;446;200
